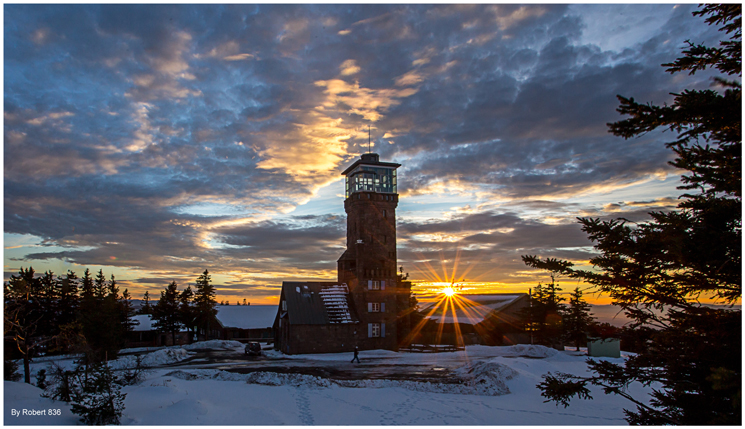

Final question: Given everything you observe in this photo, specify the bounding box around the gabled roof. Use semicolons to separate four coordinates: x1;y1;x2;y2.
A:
421;293;529;325
279;281;359;325
131;314;189;332
214;305;276;329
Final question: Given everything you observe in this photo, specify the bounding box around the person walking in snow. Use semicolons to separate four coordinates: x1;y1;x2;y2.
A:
351;346;360;363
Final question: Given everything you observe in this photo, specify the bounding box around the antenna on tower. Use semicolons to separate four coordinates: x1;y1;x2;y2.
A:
368;125;371;153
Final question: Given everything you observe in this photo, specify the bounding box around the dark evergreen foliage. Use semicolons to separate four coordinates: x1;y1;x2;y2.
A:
562;287;595;351
35;369;47;390
68;364;127;425
4;265;137;377
94;269;107;299
523;5;741;425
178;285;196;339
4;360;22;382
120;288;138;333
152;281;182;345
518;277;565;349
4;267;55;383
45;362;76;403
55;271;80;339
79;269;94;300
78;269;124;363
140;291;153;315
193;270;217;340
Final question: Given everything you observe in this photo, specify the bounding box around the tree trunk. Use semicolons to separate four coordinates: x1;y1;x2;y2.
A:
23;343;31;384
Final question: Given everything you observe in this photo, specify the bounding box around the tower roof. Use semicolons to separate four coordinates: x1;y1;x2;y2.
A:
341;153;401;175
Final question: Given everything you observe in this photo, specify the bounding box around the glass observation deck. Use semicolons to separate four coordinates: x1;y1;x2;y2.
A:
345;166;397;198
342;153;401;199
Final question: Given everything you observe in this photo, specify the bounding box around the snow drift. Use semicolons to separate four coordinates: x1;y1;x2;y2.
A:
110;348;190;370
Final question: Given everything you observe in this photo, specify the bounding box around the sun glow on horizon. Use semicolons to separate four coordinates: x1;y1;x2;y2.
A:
441;286;457;297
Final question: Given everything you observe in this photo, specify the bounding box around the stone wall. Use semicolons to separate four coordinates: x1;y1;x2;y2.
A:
282;323;359;355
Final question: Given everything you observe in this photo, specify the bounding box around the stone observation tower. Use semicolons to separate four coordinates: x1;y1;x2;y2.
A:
337;153;404;350
273;152;410;354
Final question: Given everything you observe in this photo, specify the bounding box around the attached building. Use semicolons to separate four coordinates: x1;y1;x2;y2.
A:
214;305;276;342
274;282;360;354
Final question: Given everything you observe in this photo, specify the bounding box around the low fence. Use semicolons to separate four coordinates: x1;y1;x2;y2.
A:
399;344;465;353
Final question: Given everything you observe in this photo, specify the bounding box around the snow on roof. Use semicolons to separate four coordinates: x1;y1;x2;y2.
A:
319;284;353;323
132;314;153;331
215;305;277;329
421;294;526;325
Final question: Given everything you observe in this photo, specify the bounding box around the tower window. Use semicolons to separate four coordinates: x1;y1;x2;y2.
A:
370;323;381;338
369;280;380;290
383;209;387;218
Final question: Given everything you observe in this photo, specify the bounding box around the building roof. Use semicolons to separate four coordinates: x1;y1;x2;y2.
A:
131;314;153;331
279;281;359;325
420;293;528;325
341;153;401;175
131;305;276;331
214;305;277;329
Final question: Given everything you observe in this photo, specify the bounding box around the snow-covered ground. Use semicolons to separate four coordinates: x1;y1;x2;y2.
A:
5;342;650;425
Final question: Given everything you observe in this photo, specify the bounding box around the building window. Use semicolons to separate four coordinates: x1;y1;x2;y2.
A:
369;302;380;312
371;323;381;337
369;280;380;290
383;209;387;218
281;300;287;311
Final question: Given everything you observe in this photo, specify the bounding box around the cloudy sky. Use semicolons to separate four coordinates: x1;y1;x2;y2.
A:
4;4;725;304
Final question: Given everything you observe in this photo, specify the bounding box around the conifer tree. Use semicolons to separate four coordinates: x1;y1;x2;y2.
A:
69;363;127;425
76;269;123;363
178;286;195;341
519;276;565;348
56;271;79;329
193;270;217;340
562;287;595;351
80;269;94;301
4;267;50;383
100;274;125;358
152;281;182;345
94;269;107;299
523;5;741;424
37;271;60;338
107;274;119;300
140;291;153;315
119;289;138;334
53;271;80;354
